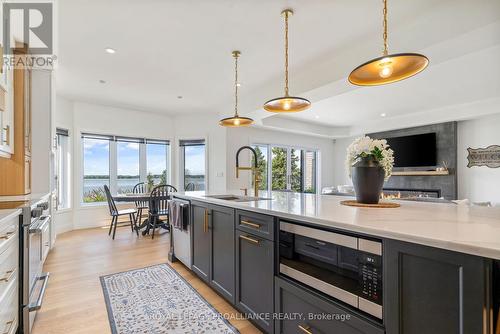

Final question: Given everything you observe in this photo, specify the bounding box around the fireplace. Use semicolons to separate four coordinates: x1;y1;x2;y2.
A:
381;188;441;200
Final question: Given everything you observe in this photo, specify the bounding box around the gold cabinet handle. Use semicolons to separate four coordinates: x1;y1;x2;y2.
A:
203;209;210;233
298;324;313;334
241;220;261;229
0;231;14;240
239;235;259;244
0;269;15;283
3;319;14;334
2;125;9;146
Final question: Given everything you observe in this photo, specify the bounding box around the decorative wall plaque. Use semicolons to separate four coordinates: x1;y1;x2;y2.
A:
467;145;500;168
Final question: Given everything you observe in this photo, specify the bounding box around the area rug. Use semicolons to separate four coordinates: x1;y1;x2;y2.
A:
100;263;239;334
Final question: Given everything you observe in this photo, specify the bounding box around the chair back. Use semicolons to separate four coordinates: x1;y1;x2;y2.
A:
149;185;177;216
185;182;195;191
133;182;148;208
103;185;118;216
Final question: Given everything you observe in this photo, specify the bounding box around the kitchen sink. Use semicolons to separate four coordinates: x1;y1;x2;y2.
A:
204;194;272;202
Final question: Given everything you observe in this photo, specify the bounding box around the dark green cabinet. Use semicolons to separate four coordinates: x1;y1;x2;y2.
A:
384;239;492;334
191;201;235;303
236;229;275;333
192;201;210;282
275;277;384;334
210;204;236;303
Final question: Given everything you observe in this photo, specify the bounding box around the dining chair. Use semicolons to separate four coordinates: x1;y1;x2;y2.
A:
103;185;138;239
148;184;177;239
132;182;149;229
185;182;195;191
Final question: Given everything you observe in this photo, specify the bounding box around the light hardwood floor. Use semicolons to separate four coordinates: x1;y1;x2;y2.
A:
32;226;261;334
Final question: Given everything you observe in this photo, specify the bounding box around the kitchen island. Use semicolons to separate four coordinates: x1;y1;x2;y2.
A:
173;190;500;334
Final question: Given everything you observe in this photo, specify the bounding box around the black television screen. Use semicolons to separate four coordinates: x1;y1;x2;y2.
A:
385;133;437;167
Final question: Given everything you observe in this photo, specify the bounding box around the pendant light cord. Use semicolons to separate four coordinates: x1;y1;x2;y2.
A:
284;10;289;97
234;52;239;117
382;0;388;56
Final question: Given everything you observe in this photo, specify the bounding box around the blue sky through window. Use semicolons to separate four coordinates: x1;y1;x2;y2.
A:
147;143;167;175
83;138;109;176
185;145;205;175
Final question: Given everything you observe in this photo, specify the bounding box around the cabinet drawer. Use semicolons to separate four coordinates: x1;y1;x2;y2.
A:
236;210;274;241
0;231;18;300
275;277;384;334
0;276;18;334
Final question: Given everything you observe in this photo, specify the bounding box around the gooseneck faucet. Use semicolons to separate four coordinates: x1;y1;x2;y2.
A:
236;146;261;197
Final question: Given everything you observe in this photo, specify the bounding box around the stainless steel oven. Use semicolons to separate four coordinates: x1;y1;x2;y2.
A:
279;221;383;319
19;198;51;334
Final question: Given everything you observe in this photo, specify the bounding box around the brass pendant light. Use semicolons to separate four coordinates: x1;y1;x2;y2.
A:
348;0;429;86
263;9;311;113
219;51;254;127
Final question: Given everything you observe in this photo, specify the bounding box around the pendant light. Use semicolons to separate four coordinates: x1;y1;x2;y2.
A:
219;51;254;127
348;0;429;86
263;9;311;113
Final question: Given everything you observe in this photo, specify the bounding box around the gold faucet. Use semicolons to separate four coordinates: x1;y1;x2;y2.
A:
236;146;261;198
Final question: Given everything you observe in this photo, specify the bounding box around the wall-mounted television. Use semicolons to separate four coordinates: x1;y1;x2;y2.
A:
385;133;437;167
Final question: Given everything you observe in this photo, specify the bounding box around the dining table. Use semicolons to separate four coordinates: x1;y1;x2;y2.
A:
113;193;172;236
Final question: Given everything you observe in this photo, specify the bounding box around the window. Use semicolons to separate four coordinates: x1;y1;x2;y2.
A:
116;138;141;194
180;139;206;191
81;133;169;203
253;144;318;194
252;145;268;191
82;134;111;203
55;128;70;209
147;139;169;189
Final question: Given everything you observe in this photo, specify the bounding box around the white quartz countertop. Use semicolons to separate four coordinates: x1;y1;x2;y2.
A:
175;190;500;260
0;208;22;225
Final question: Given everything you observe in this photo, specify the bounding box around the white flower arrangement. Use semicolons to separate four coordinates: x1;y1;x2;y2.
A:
345;136;395;181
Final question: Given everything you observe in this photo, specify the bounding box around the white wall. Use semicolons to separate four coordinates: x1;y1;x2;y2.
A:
457;114;500;205
225;126;335;191
331;137;356;187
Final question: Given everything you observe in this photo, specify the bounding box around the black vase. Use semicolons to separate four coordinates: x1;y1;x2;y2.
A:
351;156;385;204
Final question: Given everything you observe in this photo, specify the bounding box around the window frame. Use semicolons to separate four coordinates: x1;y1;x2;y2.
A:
80;132;171;205
179;138;208;191
55;128;71;210
252;142;320;194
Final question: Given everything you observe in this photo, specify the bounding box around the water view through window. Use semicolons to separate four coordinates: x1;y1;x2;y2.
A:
82;134;169;203
83;137;110;203
117;141;140;194
181;140;206;191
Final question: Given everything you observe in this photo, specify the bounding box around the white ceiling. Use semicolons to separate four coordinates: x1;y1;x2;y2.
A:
56;0;500;134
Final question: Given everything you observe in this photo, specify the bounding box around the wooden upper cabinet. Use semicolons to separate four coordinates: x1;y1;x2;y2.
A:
0;51;32;196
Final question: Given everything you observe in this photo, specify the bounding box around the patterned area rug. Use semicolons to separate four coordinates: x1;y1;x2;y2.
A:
100;263;239;334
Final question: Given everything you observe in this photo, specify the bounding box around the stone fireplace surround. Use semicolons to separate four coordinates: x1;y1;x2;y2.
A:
369;122;458;200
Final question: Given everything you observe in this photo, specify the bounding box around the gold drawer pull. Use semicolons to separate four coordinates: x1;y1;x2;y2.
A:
3;319;14;334
0;231;14;240
298;324;313;334
241;220;261;229
240;235;259;244
0;269;15;283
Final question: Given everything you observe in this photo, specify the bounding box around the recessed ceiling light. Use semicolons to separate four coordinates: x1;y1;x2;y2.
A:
315;115;320;119
99;79;106;84
380;113;387;117
105;48;116;54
